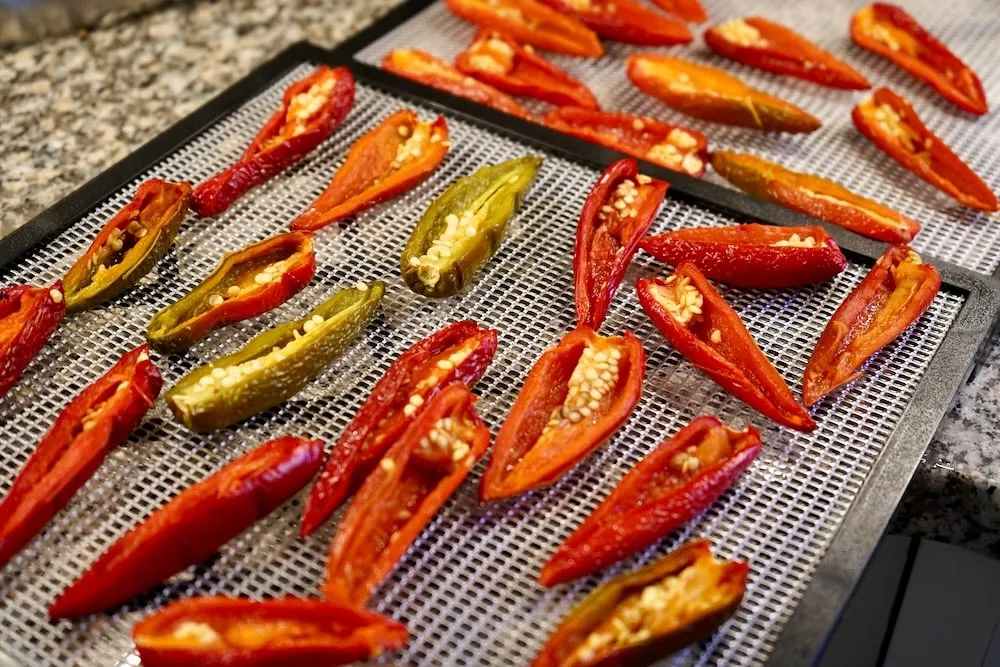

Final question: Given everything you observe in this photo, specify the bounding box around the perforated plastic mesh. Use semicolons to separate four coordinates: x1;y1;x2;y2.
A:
356;0;1000;275
0;65;964;667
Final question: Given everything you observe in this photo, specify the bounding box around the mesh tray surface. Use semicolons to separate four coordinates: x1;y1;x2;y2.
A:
0;65;964;666
355;0;1000;275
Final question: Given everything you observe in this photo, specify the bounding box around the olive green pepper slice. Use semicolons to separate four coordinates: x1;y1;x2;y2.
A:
401;155;543;297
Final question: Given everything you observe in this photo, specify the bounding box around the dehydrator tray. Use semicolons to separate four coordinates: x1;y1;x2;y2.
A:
0;42;996;667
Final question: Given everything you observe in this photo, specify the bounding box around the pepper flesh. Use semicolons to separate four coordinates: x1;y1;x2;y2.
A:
192;66;355;217
637;265;815;431
650;0;706;23
147;232;316;353
401;155;542;298
543;108;708;178
290;111;450;231
63;179;192;312
324;383;491;606
639;224;848;289
0;281;65;399
133;597;408;667
852;88;997;212
480;327;645;501
803;245;940;407
627;54;821;133
301;320;498;537
534;540;747;667
851;3;987;115
711;150;921;243
575;158;668;330
539;0;691;47
0;345;160;571
166;282;384;432
443;0;603;57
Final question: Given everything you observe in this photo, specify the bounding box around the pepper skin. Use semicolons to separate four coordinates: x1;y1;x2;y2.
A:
63;180;192;312
166;282;383;432
802;245;940;407
290;111;449;231
851;3;987;115
324;383;490;606
49;436;323;619
711;150;921;243
637;265;815;431
627;54;821;133
639;224;848;289
650;0;706;24
443;0;603;57
539;0;691;47
852;88;997;212
575;158;667;330
0;282;65;399
0;345;160;570
480;327;645;501
192;66;355;217
133;597;408;667
301;320;497;537
401;155;542;298
147;232;316;353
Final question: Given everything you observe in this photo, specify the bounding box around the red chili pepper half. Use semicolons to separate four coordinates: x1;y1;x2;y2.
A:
540;0;691;47
639;224;848;290
444;0;603;57
0;281;65;400
192;66;355;217
851;3;987;115
48;436;323;619
852;88;997;212
803;245;940;407
637;265;815;431
543;108;708;178
575;158;668;330
290;111;449;231
480;327;645;502
301;320;497;537
456;30;599;109
324;383;490;606
534;539;747;667
650;0;706;24
133;597;408;667
0;345;160;571
541;416;760;587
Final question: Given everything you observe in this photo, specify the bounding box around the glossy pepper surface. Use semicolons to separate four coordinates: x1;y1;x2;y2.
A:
0;282;65;399
802;245;939;407
651;0;706;23
401;155;542;298
63;179;192;312
443;0;603;57
166;281;383;432
49;436;323;619
301;320;497;537
192;66;355;217
540;0;691;47
480;327;645;501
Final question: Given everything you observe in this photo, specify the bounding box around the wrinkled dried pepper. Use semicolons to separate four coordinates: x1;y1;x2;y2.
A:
444;0;603;57
540;0;691;47
0;281;65;399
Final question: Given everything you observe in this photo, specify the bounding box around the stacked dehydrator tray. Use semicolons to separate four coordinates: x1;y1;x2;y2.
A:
1;0;999;665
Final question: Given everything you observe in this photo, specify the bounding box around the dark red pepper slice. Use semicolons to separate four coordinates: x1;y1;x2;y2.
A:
444;0;604;57
539;0;691;47
650;0;706;23
0;281;65;400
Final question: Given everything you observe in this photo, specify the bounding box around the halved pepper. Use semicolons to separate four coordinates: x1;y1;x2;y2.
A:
852;88;997;212
539;0;691;47
639;224;848;289
637;265;815;431
166;281;384;432
290;111;450;231
49;436;324;619
192;66;355;217
0;281;65;399
443;0;603;57
575;158;668;330
401;155;542;298
133;597;408;667
711;150;921;243
802;244;940;407
0;345;160;570
63;179;192;312
301;320;498;537
456;30;600;109
650;0;706;24
533;539;747;667
543;108;708;178
480;327;645;501
324;383;491;606
147;231;316;353
851;3;987;115
627;54;821;133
